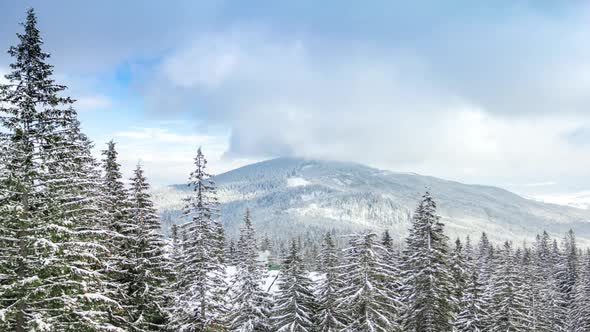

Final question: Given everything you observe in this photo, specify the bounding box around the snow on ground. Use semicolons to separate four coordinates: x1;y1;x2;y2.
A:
225;265;324;294
287;177;310;187
263;270;281;293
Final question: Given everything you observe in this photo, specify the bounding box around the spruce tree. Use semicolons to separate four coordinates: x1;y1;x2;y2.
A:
532;232;553;330
476;232;495;330
557;229;578;329
450;238;469;317
170;148;227;331
228;209;272;331
455;266;487;332
572;249;590;331
490;241;530;332
0;9;118;331
228;239;238;266
338;232;401;331
401;192;454;332
261;234;272;252
464;236;474;264
315;232;346;332
546;236;567;331
382;230;393;249
100;141;135;328
125;164;171;330
381;229;403;302
519;247;540;330
271;241;316;332
170;223;182;267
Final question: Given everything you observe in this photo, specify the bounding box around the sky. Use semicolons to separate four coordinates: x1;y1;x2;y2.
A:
1;1;590;196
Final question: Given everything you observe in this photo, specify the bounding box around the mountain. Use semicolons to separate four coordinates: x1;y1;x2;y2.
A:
152;157;590;244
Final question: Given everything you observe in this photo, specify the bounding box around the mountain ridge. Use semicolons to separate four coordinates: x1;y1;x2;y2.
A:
153;157;590;244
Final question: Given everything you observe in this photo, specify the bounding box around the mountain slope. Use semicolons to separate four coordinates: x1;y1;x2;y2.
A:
153;158;590;243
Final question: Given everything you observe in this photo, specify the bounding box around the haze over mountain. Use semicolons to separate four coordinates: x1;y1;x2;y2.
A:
153;157;590;244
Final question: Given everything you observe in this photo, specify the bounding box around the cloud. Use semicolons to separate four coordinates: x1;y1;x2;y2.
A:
99;126;257;186
161;37;240;89
75;95;112;111
0;1;222;73
0;67;7;85
4;1;590;190
114;127;217;144
136;19;590;189
523;182;557;187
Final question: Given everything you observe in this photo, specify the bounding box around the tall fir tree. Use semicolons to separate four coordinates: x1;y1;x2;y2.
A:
170;224;182;270
454;265;487;332
228;209;272;331
519;247;540;330
170;148;227;331
572;249;590;331
315;232;346;332
557;229;578;330
125;164;171;330
401;191;454;332
545;235;567;331
100;141;135;329
381;228;403;298
476;232;495;330
490;241;530;332
271;240;316;332
0;9;119;331
337;232;401;331
450;238;469;317
464;236;474;264
227;239;238;266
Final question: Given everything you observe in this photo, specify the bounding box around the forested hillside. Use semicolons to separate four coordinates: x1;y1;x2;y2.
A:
153;157;590;244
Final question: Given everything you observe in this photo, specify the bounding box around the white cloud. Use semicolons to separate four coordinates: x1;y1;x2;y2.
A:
137;23;590;190
0;68;6;84
75;95;112;111
12;2;583;190
523;182;557;188
95;126;258;186
115;127;217;144
161;37;240;89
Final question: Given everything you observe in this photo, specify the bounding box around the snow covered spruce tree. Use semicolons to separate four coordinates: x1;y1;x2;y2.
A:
557;229;578;329
401;191;454;331
170;147;227;332
314;232;346;332
228;209;272;331
454;264;487;331
337;231;402;331
100;140;136;328
536;232;567;331
381;230;404;314
475;232;496;330
0;9;119;331
572;249;590;330
125;164;171;330
382;230;393;250
170;224;182;270
450;238;469;316
520;247;543;330
532;232;565;331
271;240;316;332
490;241;530;332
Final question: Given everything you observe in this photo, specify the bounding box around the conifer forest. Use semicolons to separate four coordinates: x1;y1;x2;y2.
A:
3;8;590;332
